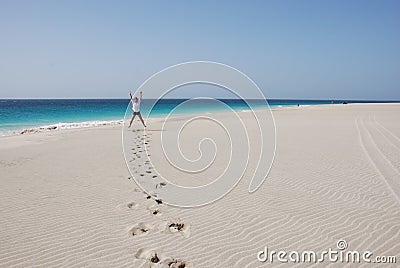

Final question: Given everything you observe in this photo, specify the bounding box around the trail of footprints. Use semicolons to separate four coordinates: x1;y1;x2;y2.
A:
128;194;190;238
129;131;158;179
126;130;191;267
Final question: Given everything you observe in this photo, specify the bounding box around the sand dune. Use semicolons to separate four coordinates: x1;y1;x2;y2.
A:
0;104;399;267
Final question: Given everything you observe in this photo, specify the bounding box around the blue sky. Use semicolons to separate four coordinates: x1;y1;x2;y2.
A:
0;0;399;100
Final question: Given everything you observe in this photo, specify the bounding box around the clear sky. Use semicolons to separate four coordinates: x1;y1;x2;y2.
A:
1;0;399;100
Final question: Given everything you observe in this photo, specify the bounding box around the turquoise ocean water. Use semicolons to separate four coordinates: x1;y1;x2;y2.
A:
0;99;397;135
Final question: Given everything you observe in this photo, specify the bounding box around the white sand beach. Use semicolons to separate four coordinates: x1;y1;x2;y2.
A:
0;104;399;267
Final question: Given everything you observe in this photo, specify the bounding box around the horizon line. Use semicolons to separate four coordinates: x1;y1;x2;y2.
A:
1;98;400;102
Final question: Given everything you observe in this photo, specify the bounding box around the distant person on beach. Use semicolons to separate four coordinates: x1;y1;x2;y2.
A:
128;90;146;128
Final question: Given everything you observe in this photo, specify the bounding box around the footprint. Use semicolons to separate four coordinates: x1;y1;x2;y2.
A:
127;202;138;209
135;248;189;268
151;209;161;216
163;258;189;268
145;193;158;200
147;205;162;216
135;248;165;265
159;219;190;238
156;182;167;189
129;222;153;237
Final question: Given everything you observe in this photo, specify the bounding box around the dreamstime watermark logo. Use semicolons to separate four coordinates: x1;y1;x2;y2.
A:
257;239;397;264
122;61;276;207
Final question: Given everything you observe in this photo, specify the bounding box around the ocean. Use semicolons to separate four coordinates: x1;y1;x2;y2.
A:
0;99;397;135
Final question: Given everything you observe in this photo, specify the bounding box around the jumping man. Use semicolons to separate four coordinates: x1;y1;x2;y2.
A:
128;90;146;128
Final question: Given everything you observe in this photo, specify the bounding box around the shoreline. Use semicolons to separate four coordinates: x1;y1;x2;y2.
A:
0;102;373;137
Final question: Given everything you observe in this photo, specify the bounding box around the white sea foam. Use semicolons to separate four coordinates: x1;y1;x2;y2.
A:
1;119;124;137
